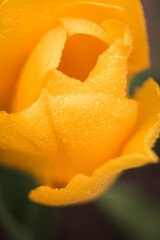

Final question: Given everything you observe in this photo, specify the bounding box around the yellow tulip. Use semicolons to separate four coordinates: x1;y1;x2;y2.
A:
0;0;159;206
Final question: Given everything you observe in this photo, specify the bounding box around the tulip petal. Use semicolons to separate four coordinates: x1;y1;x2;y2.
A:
0;0;149;109
0;0;60;109
12;18;109;112
29;79;160;207
0;0;155;207
60;17;107;42
57;17;108;82
123;78;160;159
45;92;137;185
12;26;67;112
0;90;62;184
28;154;150;207
62;1;149;76
0;86;138;188
45;70;94;96
101;19;132;46
85;20;132;97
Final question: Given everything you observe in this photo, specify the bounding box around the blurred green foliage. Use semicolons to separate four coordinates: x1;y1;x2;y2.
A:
97;181;160;240
0;166;61;240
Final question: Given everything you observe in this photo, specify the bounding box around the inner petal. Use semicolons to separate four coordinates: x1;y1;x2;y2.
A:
57;34;108;82
11;18;108;113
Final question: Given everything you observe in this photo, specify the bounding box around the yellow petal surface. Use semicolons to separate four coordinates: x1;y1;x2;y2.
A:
0;0;149;109
45;70;94;97
0;90;61;184
12;26;67;112
85;20;132;97
12;18;108;112
0;0;60;110
29;79;160;206
0;6;155;207
57;18;108;82
0;79;138;187
62;0;149;76
46;90;137;186
123;78;160;158
0;17;139;195
60;17;107;41
12;18;132;112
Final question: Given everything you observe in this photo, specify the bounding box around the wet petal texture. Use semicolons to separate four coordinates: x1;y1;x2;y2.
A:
29;79;160;206
0;18;142;204
0;0;149;110
0;1;158;207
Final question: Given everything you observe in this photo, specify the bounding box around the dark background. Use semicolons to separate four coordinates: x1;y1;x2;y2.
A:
0;0;160;240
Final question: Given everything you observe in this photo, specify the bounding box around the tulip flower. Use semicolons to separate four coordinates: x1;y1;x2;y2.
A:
0;0;159;206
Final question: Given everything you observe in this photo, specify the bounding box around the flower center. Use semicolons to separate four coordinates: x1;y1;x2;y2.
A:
57;34;107;82
11;18;108;113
